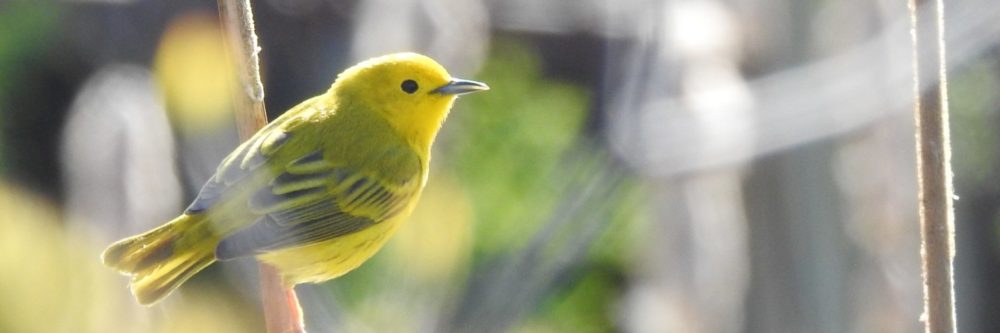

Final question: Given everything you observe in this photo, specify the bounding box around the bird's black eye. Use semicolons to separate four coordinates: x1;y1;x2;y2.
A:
401;80;418;94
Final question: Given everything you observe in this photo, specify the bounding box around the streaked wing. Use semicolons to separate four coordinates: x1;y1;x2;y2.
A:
214;157;416;260
185;128;291;215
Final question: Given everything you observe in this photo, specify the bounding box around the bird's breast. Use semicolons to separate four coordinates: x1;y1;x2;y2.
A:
257;201;419;284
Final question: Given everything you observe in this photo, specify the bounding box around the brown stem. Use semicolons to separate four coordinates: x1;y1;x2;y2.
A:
216;0;304;332
259;264;305;333
218;0;268;136
910;0;957;332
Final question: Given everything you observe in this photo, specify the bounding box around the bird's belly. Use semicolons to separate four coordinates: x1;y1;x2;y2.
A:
257;215;407;285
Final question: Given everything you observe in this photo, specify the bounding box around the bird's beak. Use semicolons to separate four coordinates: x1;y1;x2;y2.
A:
432;78;490;96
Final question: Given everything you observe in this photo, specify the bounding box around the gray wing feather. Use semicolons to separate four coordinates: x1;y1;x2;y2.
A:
214;168;412;260
184;130;291;215
215;198;376;260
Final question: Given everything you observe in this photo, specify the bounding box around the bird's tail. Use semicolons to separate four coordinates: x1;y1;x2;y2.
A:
101;214;216;305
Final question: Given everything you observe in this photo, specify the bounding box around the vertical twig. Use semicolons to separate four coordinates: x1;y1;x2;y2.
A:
910;0;957;332
218;0;267;135
217;1;305;332
259;263;305;333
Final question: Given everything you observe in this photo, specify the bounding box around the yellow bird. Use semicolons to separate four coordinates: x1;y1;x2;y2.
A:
102;53;488;305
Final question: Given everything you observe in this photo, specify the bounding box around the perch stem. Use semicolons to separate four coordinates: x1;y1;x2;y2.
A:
910;0;957;331
217;0;305;332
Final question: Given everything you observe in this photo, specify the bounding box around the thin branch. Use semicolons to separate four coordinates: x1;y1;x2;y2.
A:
259;263;305;333
910;0;957;332
219;0;267;137
216;1;305;332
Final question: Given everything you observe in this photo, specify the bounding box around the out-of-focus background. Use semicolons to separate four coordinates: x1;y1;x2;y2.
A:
1;0;998;332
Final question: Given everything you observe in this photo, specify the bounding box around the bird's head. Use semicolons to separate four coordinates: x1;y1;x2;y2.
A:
330;53;488;150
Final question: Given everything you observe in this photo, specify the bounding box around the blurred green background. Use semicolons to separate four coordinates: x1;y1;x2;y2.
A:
1;0;999;332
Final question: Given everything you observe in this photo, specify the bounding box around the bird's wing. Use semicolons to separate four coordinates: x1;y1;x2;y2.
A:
214;150;418;260
184;125;293;214
179;99;420;260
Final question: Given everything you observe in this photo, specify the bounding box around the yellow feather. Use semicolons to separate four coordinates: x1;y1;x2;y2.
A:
101;53;488;305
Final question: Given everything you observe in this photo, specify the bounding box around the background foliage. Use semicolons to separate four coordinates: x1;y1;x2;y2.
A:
1;0;999;332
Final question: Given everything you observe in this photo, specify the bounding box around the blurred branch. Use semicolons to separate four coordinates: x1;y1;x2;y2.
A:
610;0;1000;177
445;153;630;332
216;1;304;333
910;0;957;332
